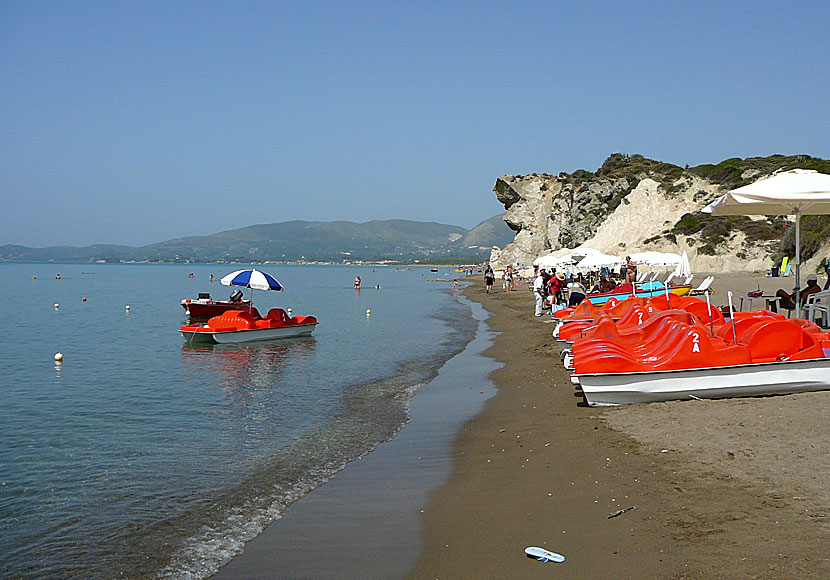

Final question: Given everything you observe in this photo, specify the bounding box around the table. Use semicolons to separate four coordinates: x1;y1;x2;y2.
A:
738;294;781;312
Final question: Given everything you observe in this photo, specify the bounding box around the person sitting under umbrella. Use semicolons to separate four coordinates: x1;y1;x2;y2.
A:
770;273;821;312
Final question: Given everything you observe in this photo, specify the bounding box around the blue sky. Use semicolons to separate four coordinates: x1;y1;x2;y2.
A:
2;1;828;247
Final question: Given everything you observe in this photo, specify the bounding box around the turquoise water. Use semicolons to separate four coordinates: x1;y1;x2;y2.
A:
0;263;476;579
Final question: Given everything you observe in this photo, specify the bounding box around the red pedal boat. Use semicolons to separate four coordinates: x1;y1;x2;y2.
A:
180;308;317;344
567;306;830;405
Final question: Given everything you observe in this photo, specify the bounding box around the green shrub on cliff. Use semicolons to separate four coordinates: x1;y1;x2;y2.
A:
563;154;687;219
595;153;684;182
779;214;830;263
662;155;830;262
671;212;786;252
689;154;830;190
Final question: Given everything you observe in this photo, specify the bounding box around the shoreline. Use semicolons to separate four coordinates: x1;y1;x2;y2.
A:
210;294;499;579
209;272;830;579
407;282;680;579
408;276;829;579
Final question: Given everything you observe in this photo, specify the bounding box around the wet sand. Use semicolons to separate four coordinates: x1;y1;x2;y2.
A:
211;299;500;579
408;273;830;579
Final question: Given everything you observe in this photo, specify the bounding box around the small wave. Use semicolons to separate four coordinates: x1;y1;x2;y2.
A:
155;299;478;579
156;477;323;579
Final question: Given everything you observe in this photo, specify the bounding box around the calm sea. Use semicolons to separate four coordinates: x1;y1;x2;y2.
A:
0;263;477;579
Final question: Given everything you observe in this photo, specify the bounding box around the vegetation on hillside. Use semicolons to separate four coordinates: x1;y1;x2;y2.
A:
781;214;830;263
683;155;830;262
689;154;830;190
555;154;687;219
6;153;829;265
0;218;511;264
669;213;786;256
595;153;685;182
565;153;830;264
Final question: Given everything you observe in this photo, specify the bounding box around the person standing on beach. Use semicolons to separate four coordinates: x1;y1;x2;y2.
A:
484;264;495;294
625;256;637;284
548;270;564;306
533;268;547;316
541;268;552;289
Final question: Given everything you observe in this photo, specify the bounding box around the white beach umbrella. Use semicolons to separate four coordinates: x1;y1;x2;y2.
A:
702;169;830;316
670;250;692;280
628;251;680;267
533;250;574;269
568;247;604;262
661;252;682;266
576;251;622;270
532;255;563;269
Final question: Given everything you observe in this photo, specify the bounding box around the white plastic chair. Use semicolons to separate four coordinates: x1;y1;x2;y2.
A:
805;289;830;328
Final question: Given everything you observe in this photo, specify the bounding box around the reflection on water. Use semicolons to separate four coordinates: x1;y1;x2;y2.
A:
0;263;472;580
181;339;317;420
181;338;317;388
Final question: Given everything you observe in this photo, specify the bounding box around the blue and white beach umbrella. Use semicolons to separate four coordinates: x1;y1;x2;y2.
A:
220;269;283;291
220;269;283;311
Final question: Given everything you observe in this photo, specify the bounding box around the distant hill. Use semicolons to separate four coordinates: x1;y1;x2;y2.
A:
0;217;511;264
455;215;516;252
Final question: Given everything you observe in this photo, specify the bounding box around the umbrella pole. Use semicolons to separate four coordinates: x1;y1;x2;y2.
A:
794;209;802;318
705;291;715;338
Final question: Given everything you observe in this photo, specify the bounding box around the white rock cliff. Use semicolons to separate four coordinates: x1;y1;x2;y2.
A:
490;164;830;274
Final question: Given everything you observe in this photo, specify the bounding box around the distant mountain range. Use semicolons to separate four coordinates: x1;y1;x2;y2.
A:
0;216;515;264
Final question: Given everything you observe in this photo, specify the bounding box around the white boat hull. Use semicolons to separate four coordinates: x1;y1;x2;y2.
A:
181;323;317;344
576;358;830;406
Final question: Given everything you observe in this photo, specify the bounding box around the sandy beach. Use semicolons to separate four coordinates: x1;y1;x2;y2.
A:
211;271;830;579
408;272;830;579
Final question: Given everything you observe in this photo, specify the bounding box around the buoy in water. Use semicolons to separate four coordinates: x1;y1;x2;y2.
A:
82;297;87;302
54;352;63;362
366;309;371;316
54;303;59;309
125;305;130;311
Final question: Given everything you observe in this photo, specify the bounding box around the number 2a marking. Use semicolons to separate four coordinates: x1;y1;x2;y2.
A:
691;331;700;353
